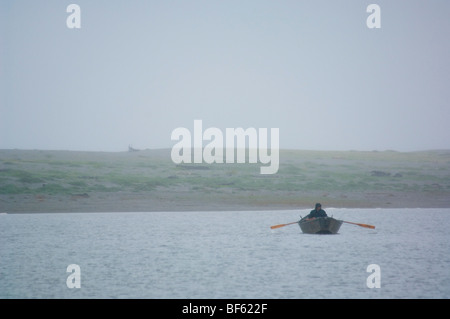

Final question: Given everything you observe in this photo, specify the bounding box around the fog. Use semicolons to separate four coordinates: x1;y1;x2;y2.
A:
1;1;449;152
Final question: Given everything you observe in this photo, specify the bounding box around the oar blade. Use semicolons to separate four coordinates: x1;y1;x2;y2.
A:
343;220;375;229
270;224;287;229
270;221;298;229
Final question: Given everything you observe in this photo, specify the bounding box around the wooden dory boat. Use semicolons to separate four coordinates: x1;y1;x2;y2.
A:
298;217;343;234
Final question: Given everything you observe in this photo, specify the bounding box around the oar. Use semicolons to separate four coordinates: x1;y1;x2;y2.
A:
270;221;299;229
342;220;375;229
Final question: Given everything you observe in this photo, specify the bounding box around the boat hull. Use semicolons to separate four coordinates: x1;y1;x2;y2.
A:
298;217;343;234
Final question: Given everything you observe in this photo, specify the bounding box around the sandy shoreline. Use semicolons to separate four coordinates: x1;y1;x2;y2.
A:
2;189;449;214
1;149;450;213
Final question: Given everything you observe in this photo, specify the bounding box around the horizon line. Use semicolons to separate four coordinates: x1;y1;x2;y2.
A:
1;147;449;153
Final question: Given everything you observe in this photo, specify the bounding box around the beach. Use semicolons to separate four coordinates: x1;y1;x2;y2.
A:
1;149;449;213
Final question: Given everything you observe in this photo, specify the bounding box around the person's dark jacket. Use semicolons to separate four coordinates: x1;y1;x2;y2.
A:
308;208;327;218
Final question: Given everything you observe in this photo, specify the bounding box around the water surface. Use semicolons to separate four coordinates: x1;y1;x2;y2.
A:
1;208;449;298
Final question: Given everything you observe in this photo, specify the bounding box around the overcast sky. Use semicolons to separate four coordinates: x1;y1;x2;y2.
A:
1;0;449;152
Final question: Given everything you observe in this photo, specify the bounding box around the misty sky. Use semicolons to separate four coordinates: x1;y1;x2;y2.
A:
1;1;449;152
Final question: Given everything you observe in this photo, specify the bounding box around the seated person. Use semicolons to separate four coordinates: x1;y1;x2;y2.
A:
307;203;327;218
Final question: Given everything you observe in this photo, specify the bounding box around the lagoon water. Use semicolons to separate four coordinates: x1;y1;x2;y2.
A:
1;208;449;299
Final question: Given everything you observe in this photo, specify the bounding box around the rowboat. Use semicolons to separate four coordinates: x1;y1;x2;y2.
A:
298;217;343;234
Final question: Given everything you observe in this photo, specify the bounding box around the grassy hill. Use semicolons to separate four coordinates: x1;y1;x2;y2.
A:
1;149;449;212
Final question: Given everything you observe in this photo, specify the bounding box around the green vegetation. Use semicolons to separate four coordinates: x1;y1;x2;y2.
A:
1;149;449;209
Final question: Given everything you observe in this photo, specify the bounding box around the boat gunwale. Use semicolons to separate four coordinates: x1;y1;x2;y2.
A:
298;216;343;234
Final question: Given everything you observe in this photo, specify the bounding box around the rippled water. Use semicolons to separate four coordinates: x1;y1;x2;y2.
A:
1;208;449;298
